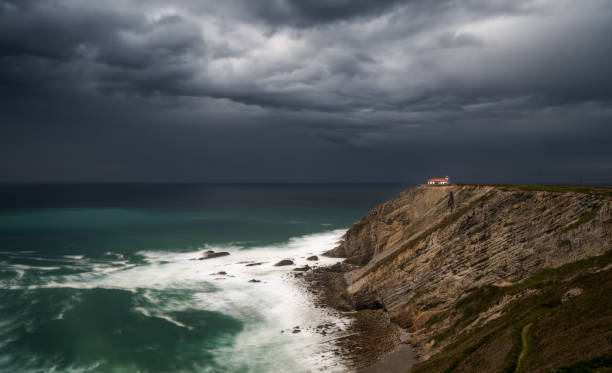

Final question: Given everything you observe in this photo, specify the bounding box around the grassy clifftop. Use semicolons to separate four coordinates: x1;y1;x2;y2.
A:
411;249;612;373
456;184;612;195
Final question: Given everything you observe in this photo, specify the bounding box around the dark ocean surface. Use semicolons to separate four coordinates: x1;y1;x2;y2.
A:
0;184;411;372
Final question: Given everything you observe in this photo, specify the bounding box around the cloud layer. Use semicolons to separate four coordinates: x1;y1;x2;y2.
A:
1;0;611;183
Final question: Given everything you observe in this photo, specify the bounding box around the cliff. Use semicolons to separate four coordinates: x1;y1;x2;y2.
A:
326;184;612;372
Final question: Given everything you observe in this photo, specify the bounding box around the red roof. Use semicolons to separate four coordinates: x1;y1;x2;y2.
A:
428;178;449;182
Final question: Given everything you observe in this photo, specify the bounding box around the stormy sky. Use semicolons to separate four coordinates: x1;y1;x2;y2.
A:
1;0;611;183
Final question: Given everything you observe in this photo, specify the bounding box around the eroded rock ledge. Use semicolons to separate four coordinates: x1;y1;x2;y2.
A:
319;184;612;371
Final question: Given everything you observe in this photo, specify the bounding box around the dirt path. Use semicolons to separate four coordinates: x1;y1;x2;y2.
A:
516;323;532;372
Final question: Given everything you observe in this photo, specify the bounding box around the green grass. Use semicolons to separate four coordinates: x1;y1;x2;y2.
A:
440;334;495;373
562;206;601;233
516;324;532;373
410;249;612;373
552;355;612;372
501;320;537;373
510;249;612;292
451;285;505;326
501;324;524;373
508;185;594;193
424;309;452;328
454;184;612;196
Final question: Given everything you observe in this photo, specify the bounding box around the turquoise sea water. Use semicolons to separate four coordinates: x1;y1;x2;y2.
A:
0;184;409;372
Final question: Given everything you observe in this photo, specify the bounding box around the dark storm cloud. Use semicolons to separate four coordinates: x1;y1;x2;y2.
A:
238;0;542;28
3;0;611;111
1;0;612;183
240;0;405;27
0;0;206;99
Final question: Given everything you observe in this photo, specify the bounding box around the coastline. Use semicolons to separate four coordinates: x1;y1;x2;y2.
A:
299;262;416;372
303;184;612;372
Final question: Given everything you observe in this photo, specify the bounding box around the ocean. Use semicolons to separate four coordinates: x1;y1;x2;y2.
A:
0;183;410;372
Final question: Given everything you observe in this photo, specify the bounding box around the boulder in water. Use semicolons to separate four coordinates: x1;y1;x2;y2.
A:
198;251;230;260
274;259;294;266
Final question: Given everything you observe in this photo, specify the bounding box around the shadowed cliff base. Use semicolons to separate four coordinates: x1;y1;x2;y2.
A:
302;263;410;371
315;184;612;372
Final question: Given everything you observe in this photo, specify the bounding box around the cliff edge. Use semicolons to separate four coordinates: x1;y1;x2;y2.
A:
325;184;612;372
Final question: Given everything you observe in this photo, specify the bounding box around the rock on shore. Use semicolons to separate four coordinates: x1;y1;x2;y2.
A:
274;259;294;266
198;250;230;260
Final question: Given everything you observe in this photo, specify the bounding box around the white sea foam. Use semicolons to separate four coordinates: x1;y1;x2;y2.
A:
4;264;62;271
132;306;192;329
2;229;351;372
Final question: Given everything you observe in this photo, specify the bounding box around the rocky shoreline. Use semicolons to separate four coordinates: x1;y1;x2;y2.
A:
192;225;420;371
298;262;414;372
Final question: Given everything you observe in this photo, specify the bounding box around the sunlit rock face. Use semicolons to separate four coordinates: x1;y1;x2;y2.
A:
327;184;612;353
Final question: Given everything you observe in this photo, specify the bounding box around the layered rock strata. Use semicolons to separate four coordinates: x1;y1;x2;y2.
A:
325;184;612;358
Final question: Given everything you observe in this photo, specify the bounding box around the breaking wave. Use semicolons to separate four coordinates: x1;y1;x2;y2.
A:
0;229;350;372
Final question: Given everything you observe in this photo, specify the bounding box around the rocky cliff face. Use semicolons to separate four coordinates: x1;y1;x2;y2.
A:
326;184;612;365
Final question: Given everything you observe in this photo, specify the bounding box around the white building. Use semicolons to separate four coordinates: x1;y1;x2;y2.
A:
427;176;450;185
